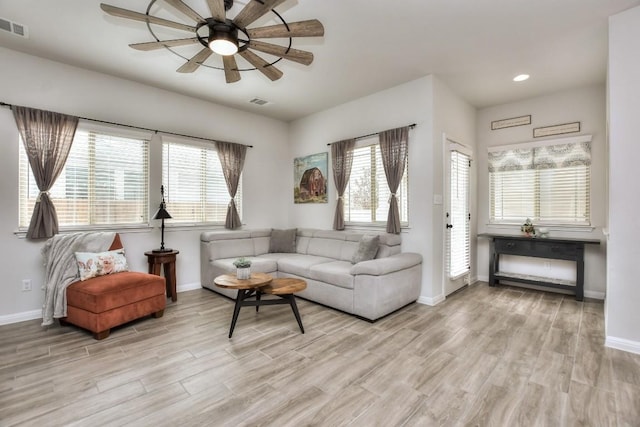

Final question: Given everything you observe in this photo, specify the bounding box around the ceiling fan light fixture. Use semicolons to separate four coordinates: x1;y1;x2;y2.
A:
208;25;238;56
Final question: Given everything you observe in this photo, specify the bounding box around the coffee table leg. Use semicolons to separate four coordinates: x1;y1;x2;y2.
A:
285;294;304;334
229;289;246;338
256;290;261;312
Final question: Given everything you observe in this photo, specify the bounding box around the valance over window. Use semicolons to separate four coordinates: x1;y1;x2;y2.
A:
488;139;591;173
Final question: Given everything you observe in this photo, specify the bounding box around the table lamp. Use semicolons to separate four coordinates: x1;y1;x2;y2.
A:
152;185;172;253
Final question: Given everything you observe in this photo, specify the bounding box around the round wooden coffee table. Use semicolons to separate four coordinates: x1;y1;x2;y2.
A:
214;272;272;338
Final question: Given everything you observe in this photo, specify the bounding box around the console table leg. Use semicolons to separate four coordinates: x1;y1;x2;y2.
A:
576;257;585;301
489;239;497;286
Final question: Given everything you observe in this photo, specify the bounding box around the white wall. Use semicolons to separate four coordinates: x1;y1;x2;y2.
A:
432;78;478;294
606;6;640;352
475;84;608;298
288;75;476;303
0;47;289;323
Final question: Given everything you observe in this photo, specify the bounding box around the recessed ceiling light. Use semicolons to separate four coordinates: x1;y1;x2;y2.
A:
513;74;530;82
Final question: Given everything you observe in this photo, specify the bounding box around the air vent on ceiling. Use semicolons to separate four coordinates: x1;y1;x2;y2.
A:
0;17;28;38
249;97;270;106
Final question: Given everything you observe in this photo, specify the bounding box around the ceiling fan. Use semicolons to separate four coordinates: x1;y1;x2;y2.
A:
100;0;324;83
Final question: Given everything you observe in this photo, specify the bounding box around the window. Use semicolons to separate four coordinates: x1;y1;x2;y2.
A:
488;136;591;225
19;126;149;228
162;139;241;224
344;139;408;225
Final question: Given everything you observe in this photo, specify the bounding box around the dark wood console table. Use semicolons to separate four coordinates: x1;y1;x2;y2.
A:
478;234;600;301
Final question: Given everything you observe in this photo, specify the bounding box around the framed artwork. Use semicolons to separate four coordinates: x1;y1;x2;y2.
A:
294;152;328;203
491;115;531;130
533;122;581;138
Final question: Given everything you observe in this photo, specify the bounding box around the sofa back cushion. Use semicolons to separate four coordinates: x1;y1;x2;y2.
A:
201;228;403;263
298;229;401;262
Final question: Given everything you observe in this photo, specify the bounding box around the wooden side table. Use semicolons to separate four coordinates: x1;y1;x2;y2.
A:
144;250;179;302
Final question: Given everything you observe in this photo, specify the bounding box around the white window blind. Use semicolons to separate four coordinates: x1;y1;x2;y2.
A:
162;140;241;224
448;150;471;279
344;140;408;225
488;136;591;225
19;128;149;228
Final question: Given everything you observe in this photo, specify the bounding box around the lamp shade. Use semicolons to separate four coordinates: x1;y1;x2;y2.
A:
152;206;172;220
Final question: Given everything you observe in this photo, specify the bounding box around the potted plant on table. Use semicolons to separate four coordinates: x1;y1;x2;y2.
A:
521;218;536;237
233;257;252;280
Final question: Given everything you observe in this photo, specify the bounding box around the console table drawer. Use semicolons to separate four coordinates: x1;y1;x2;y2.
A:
494;239;579;259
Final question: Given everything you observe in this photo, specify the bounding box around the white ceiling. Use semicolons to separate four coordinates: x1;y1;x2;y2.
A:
1;0;639;121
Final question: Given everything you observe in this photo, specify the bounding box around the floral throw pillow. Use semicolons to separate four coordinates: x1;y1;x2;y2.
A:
75;249;129;281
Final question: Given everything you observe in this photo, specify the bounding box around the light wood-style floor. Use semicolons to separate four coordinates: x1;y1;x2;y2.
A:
1;283;639;426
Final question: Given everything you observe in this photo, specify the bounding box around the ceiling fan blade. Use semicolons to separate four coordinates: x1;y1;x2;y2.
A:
129;37;199;51
164;0;205;23
248;40;313;65
177;48;213;73
233;0;287;29
100;4;196;32
247;20;325;38
222;55;241;83
238;49;283;81
206;0;226;21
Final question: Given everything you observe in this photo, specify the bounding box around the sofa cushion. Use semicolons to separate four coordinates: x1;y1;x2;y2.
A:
269;228;297;253
213;257;278;274
307;236;345;259
276;254;334;277
351;235;380;264
308;261;355;289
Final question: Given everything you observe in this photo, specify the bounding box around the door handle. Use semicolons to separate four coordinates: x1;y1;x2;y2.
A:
446;224;453;229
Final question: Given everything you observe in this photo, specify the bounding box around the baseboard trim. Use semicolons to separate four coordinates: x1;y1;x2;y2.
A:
584;290;605;300
418;294;445;306
605;336;640;355
0;309;41;326
1;283;203;326
178;282;201;293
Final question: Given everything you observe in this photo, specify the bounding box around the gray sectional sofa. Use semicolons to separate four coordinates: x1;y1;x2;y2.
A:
200;228;423;321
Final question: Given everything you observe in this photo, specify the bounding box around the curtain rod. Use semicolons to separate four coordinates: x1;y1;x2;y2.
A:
327;123;417;146
0;101;253;148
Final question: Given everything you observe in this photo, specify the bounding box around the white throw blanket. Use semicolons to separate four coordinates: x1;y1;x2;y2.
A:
41;231;116;326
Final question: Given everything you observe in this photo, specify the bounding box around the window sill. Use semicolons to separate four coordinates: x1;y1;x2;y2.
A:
345;223;411;233
14;224;153;239
163;223;227;232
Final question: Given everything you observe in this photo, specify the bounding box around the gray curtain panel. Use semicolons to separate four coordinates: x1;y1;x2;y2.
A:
331;138;355;230
379;126;409;234
13;106;78;239
215;141;247;229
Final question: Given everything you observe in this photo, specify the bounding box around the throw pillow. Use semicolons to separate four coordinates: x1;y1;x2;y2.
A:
75;249;129;281
269;228;297;253
351;235;380;264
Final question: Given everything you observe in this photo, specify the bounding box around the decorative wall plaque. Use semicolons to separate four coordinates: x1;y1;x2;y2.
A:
491;115;531;130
